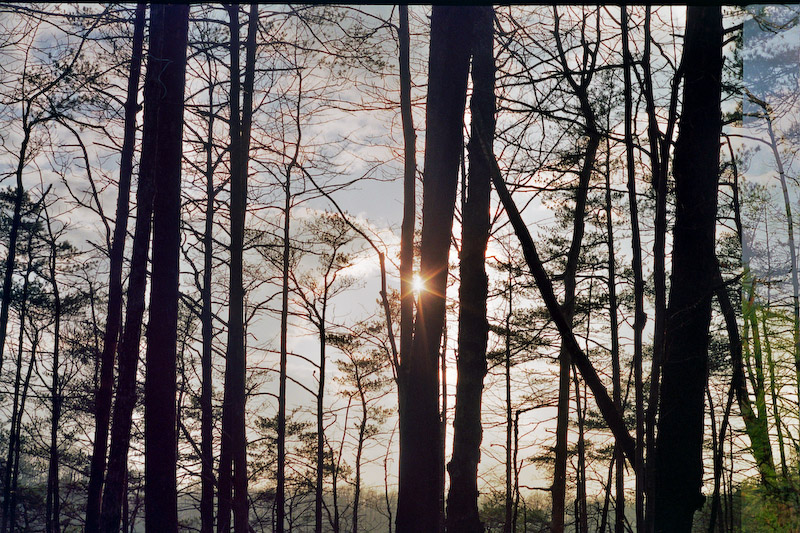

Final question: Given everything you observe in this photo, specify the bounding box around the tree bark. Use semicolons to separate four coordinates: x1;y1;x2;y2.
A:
603;131;624;533
445;7;493;533
85;5;145;530
652;7;722;531
141;5;189;532
396;7;473;533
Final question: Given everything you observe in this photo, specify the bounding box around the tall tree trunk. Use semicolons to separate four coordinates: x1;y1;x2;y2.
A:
504;278;513;533
396;7;473;532
85;5;146;530
314;318;326;533
446;7;493;533
643;6;684;526
98;11;158;532
758;96;800;431
45;206;62;533
199;57;217;533
352;386;368;533
573;368;588;533
619;9;648;529
276;95;297;533
142;5;189;532
398;3;416;378
218;5;257;532
8;333;36;533
652;7;722;530
602;131;624;533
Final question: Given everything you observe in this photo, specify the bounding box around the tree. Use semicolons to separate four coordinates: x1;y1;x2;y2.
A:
396;6;474;532
217;5;258;532
84;5;145;530
652;6;723;530
445;6;493;533
140;4;190;531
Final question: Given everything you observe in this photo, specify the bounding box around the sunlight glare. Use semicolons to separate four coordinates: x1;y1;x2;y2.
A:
412;273;424;294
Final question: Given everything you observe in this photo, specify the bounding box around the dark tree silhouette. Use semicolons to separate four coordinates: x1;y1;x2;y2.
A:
84;5;145;531
396;6;474;532
652;6;722;531
445;6;493;533
140;5;190;532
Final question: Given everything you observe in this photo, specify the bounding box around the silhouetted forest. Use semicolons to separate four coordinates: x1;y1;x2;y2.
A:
0;4;797;532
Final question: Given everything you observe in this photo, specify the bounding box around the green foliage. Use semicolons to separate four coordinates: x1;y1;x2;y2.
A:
478;491;549;532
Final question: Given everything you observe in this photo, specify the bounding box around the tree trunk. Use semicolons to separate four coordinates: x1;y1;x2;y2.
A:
45;206;62;533
276;103;294;533
397;7;473;532
99;9;158;528
0;116;31;372
199;52;216;533
85;5;145;530
315;319;326;533
1;234;35;533
8;333;36;533
652;7;722;530
398;3;416;379
218;5;257;532
446;7;493;533
619;8;647;529
142;5;189;532
603;132;624;533
505;279;513;533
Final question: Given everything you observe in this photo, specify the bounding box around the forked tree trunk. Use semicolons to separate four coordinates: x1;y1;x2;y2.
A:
141;4;189;532
98;11;159;533
550;10;601;530
652;7;722;531
445;6;493;533
396;7;473;532
84;5;145;530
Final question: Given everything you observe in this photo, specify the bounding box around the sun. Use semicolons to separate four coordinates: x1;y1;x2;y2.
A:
412;273;424;294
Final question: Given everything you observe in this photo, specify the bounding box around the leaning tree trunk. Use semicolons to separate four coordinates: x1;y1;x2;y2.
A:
652;7;722;531
445;6;493;533
141;5;189;532
396;7;473;533
84;5;145;530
